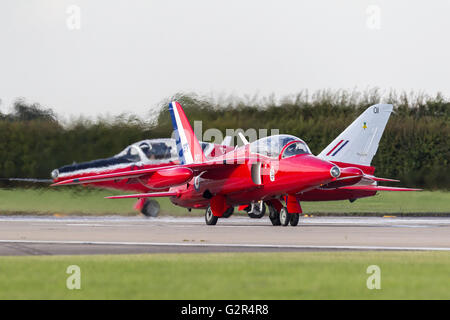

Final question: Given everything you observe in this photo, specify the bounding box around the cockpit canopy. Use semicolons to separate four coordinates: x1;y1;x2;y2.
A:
249;134;311;159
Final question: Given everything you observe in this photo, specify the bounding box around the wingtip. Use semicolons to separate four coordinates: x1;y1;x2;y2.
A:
104;196;120;199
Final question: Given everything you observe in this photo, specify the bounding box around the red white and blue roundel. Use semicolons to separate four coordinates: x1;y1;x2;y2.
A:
326;139;349;157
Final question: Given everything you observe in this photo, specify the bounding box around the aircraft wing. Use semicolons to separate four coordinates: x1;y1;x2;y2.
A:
362;175;400;183
339;185;422;192
0;178;53;183
105;191;179;199
51;166;166;186
51;157;258;187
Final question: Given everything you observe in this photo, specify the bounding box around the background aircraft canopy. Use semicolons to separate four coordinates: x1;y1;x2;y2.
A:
116;139;178;163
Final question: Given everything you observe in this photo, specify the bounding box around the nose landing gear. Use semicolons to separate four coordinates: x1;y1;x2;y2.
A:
246;201;266;219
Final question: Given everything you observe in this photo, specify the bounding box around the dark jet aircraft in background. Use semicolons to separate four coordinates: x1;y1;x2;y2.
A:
50;138;233;217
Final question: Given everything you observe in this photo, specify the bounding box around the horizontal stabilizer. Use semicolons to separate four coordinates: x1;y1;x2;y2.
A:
105;191;179;199
340;186;422;192
364;176;400;183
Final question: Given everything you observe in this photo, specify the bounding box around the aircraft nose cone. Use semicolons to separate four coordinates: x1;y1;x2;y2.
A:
291;154;338;184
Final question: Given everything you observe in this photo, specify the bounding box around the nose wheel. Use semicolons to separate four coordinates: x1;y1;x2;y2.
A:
246;201;266;219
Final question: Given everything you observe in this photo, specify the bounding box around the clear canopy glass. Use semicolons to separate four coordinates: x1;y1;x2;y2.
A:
281;141;311;159
249;134;310;158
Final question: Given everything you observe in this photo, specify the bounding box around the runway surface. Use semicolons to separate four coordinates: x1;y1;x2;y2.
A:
0;215;449;255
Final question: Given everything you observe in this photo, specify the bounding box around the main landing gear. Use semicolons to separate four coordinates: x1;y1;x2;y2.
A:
204;201;300;227
268;204;299;227
205;206;218;225
205;205;234;225
140;199;160;217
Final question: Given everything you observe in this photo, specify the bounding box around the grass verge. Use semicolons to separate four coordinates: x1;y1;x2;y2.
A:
0;188;449;216
0;251;448;299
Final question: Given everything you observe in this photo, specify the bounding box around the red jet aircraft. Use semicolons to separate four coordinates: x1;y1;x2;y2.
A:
53;101;420;226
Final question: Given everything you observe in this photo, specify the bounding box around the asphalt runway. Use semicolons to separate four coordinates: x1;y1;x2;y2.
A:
0;215;449;255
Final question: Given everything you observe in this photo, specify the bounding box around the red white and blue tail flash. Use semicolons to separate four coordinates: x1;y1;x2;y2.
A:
169;101;206;165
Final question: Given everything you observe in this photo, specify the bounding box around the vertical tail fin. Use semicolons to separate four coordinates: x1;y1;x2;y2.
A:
318;104;393;166
169;101;206;164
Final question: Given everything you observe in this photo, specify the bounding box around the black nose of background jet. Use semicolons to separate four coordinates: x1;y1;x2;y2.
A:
53;154;140;179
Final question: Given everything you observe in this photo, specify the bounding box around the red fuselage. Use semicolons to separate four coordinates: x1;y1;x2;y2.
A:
170;150;339;209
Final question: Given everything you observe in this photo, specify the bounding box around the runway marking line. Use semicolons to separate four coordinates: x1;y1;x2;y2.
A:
0;240;449;252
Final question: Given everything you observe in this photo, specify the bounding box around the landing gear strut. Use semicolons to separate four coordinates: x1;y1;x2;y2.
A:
140;199;160;217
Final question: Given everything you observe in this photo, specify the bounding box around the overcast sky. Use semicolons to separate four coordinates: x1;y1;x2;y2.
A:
1;0;449;118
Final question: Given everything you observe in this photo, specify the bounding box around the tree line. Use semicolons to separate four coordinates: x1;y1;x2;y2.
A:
0;90;448;189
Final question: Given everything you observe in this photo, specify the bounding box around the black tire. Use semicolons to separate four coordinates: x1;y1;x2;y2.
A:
205;206;218;225
268;204;281;226
141;199;160;217
223;207;234;218
279;207;292;226
247;202;266;219
290;213;299;226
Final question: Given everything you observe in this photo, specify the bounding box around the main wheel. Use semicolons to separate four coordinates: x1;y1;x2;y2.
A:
247;201;266;219
141;199;160;217
290;213;299;226
268;204;281;226
279;207;292;226
205;206;218;225
222;207;234;218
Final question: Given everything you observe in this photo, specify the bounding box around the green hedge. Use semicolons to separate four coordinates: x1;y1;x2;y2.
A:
0;91;448;189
